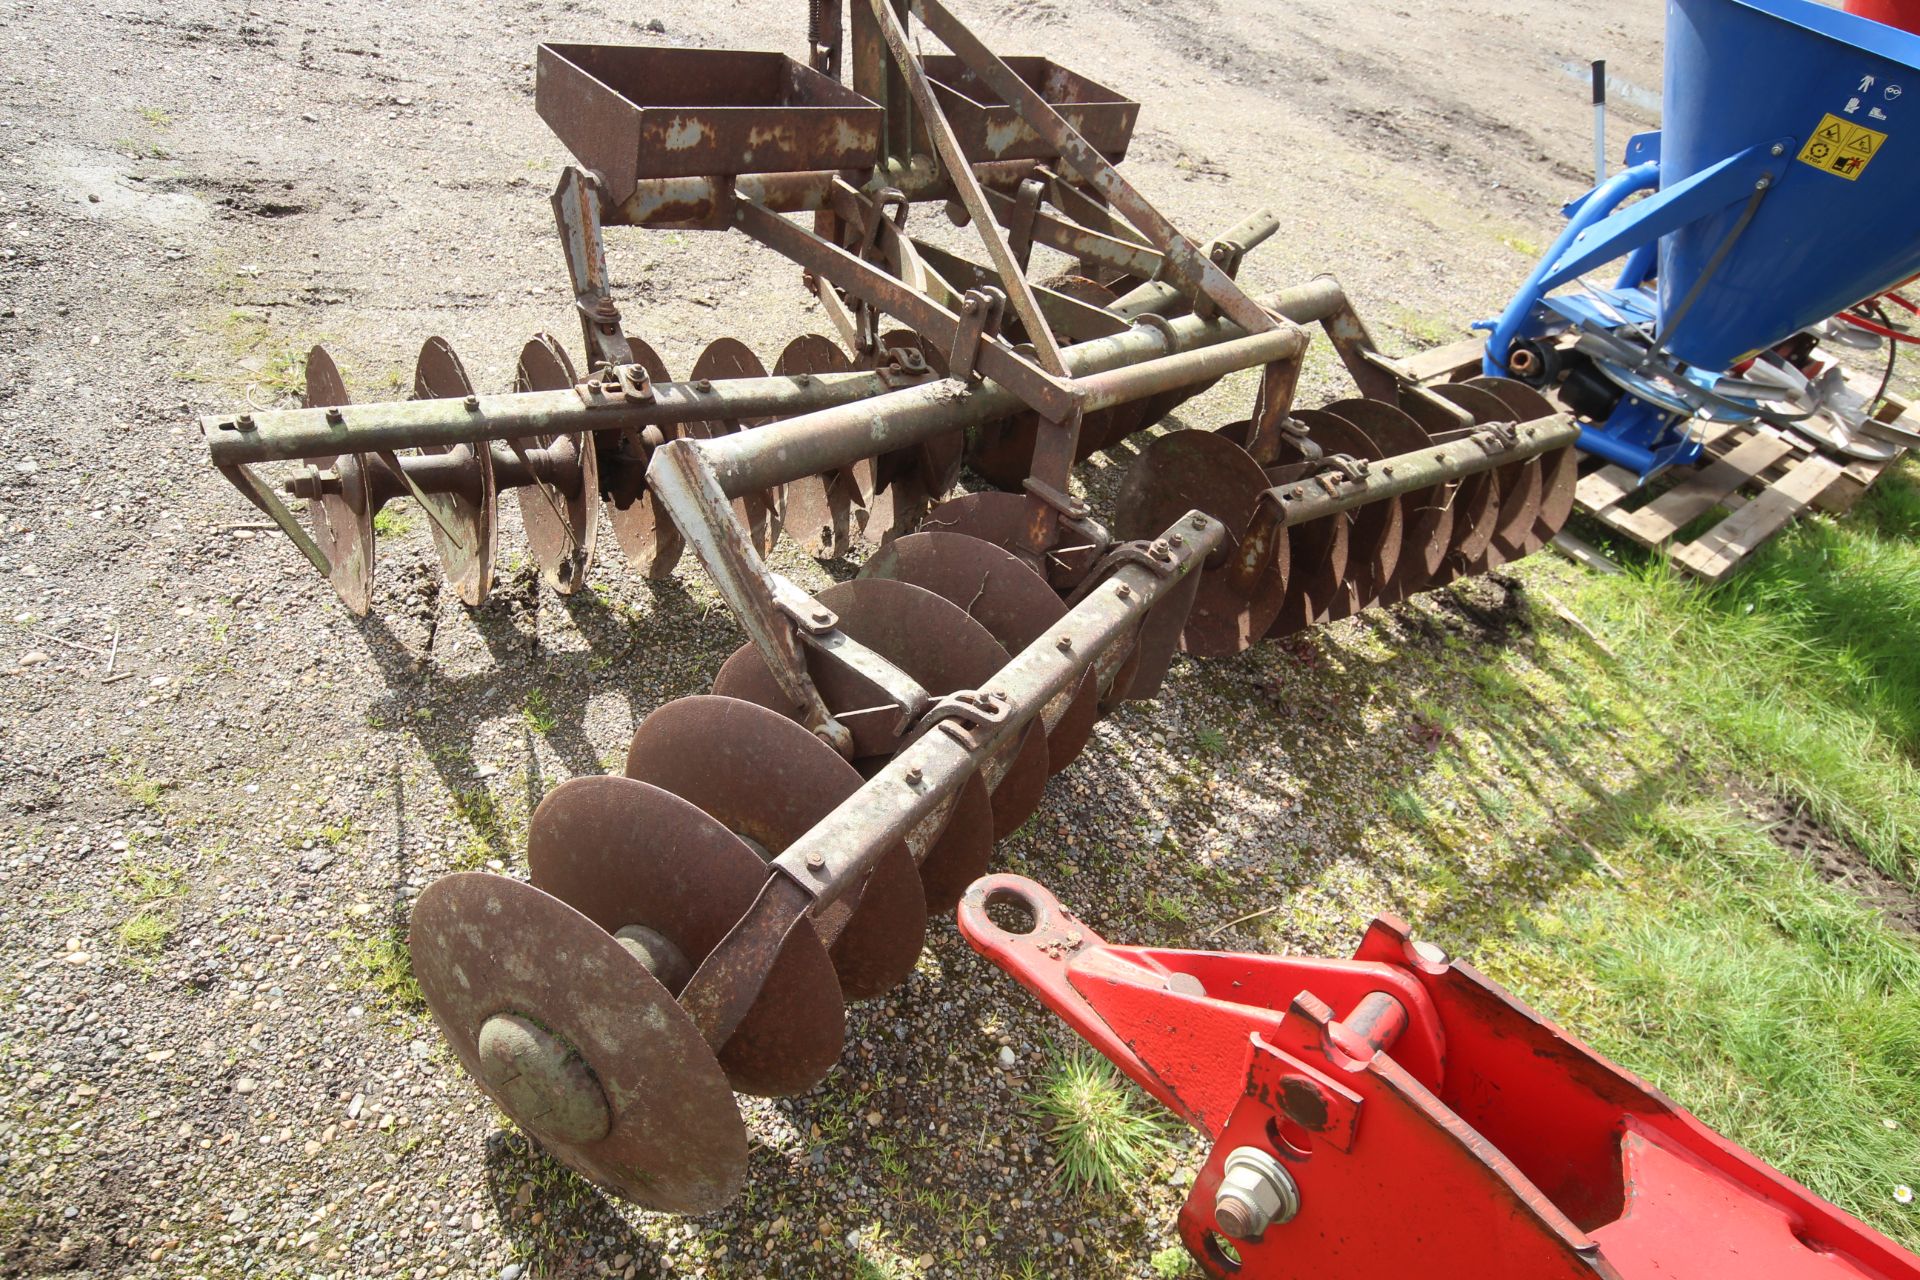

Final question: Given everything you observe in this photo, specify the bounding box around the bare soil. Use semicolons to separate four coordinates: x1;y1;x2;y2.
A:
0;1;1678;1277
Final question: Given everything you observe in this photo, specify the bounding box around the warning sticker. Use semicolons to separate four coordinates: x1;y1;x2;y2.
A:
1797;112;1888;181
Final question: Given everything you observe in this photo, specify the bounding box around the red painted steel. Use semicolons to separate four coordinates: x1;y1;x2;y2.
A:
1844;0;1920;35
959;874;1920;1280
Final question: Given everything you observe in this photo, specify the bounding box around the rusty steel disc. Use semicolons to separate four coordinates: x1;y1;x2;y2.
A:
774;335;867;558
604;336;684;578
411;872;747;1212
1113;430;1288;657
1433;382;1540;567
410;338;498;607
623;695;928;1002
527;774;845;1097
712;578;1051;841
301;346;376;615
511;335;600;594
690;338;784;555
1324;398;1454;597
1290;408;1401;621
920;490;1091;585
852;333;936;546
910;768;995;916
1466;376;1572;553
861;532;1099;774
1264;460;1352;638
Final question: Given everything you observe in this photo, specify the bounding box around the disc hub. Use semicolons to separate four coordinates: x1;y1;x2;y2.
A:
475;1012;613;1146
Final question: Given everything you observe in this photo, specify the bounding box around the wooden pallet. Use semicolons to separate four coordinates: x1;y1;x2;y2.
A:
1402;334;1913;582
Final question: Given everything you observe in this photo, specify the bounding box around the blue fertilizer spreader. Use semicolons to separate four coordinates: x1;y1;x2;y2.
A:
1482;0;1920;477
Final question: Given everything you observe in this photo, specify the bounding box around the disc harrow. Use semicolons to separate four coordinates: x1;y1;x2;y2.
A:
197;0;1586;1215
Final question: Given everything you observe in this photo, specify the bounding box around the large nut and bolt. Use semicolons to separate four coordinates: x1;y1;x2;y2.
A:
1213;1146;1300;1242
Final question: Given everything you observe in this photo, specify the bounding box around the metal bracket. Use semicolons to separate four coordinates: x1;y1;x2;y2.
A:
1005;177;1045;273
576;363;654;408
918;688;1013;752
949;287;1007;382
551;167;637;372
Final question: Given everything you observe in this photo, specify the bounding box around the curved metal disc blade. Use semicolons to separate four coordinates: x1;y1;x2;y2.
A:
1113;430;1287;657
604;336;684;578
1291;408;1401;620
512;335;600;594
860;531;1099;774
1263;461;1351;638
1324;398;1454;593
690;338;783;555
1433;382;1540;565
711;579;1051;840
914;768;995;916
1466;376;1567;554
411;338;497;606
527;774;844;1097
774;335;866;558
624;695;927;1002
302;346;374;614
411;872;747;1213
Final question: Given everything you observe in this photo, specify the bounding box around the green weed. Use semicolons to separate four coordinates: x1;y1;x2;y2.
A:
1025;1046;1173;1194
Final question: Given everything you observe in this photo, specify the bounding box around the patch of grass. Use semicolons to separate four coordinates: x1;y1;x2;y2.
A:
1565;464;1920;880
336;924;423;1012
1025;1045;1173;1195
118;910;175;955
1384;785;1428;828
138;105;173;126
1194;726;1229;756
1150;1245;1196;1278
1497;231;1542;258
115;765;170;810
1478;793;1920;1249
371;508;413;538
522;689;558;735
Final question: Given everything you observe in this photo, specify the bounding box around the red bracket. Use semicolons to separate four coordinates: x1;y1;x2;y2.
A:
959;875;1920;1280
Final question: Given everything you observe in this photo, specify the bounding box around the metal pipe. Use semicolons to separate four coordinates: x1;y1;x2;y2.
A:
203;370;910;467
1110;207;1283;317
1266;415;1579;524
694;308;1303;498
1076;329;1302;412
613;160;1043;228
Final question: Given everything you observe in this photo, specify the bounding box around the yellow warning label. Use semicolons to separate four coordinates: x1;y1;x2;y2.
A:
1797;112;1888;181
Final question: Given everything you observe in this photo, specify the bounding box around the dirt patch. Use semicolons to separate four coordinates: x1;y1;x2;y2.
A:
1734;782;1920;937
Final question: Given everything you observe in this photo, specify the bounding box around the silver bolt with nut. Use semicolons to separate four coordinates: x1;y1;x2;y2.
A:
1213;1146;1300;1242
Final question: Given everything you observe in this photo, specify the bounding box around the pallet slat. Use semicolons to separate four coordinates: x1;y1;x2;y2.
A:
1613;430;1797;544
1670;455;1844;583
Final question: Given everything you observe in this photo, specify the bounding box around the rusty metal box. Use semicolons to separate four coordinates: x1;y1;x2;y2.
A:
922;56;1138;163
536;45;883;199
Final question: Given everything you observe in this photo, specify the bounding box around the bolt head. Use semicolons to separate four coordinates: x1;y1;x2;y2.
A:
463;395;479;411
1169;533;1184;549
1771;143;1785;156
1055;635;1073;652
694;379;714;393
904;766;924;786
1115;582;1132;599
811;610;832;626
805;852;826;871
1189;515;1207;531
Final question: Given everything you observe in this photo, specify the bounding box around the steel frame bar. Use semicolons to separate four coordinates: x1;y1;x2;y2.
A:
672;508;1225;1050
908;0;1278;336
1265;415;1579;524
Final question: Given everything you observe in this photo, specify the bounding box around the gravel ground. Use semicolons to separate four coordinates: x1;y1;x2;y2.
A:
0;0;1671;1276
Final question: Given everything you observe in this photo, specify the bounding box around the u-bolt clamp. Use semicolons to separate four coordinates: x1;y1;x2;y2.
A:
919;688;1013;752
1472;420;1520;453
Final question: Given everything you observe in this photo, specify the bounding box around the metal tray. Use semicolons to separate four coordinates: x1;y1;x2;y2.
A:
923;56;1138;163
536;45;883;199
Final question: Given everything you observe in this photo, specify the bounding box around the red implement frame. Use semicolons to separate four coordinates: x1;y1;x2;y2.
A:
958;874;1920;1280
